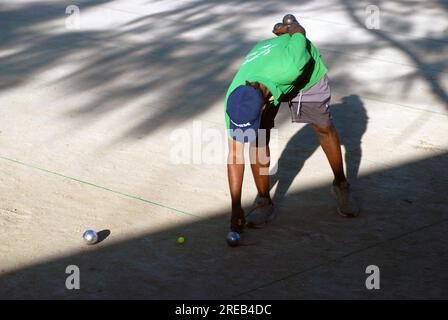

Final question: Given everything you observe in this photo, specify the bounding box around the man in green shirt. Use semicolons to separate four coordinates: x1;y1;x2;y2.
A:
225;20;359;237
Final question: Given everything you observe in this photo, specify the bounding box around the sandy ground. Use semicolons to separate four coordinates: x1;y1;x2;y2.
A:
0;0;447;299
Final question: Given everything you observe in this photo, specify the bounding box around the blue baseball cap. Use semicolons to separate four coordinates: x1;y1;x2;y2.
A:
226;85;263;143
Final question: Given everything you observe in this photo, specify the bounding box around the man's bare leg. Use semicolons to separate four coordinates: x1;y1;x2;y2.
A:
312;123;346;185
227;139;246;232
249;144;272;202
312;123;359;216
246;141;275;227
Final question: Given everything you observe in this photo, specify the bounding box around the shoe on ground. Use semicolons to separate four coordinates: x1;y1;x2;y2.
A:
246;196;275;228
331;181;360;218
230;215;246;233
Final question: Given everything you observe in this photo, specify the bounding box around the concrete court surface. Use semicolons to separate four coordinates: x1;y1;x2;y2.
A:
0;0;447;299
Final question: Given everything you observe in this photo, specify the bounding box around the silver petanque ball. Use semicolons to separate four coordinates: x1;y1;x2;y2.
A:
282;14;297;25
83;229;98;245
226;231;241;247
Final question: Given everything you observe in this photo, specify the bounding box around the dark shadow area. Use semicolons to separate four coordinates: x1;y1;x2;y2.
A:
0;152;447;299
96;229;111;244
271;95;368;204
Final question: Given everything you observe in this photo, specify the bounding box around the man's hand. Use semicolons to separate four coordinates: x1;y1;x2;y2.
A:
287;21;306;36
272;23;288;36
272;21;306;37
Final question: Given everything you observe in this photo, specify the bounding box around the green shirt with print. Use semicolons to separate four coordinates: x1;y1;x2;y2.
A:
225;33;328;129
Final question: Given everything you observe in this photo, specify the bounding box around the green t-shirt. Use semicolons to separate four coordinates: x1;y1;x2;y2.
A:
225;33;328;128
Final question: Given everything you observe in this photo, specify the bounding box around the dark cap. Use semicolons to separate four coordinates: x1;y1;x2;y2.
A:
226;85;263;142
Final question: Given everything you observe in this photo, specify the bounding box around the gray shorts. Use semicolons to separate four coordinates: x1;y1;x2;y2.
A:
289;75;332;127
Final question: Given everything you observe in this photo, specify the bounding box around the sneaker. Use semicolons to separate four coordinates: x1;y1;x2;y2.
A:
331;181;360;217
246;196;275;228
230;215;246;233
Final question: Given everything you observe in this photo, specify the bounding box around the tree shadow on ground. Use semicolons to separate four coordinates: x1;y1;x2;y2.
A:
0;0;312;141
1;0;445;145
341;0;448;108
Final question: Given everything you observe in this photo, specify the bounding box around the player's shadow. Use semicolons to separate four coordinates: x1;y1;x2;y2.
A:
270;95;368;204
